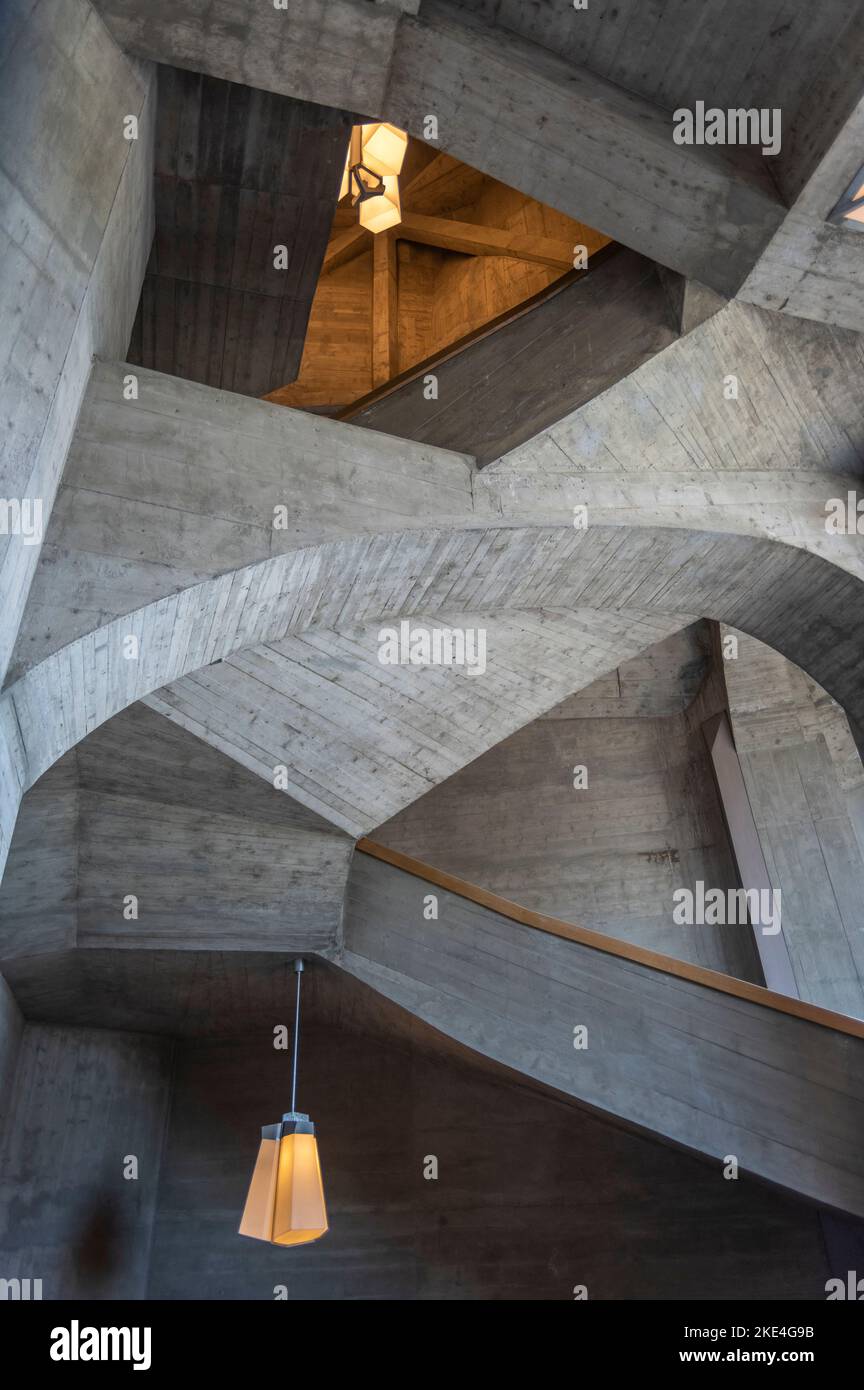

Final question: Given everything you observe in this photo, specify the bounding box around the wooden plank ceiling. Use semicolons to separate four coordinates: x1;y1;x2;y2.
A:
266;142;611;412
127;64;351;397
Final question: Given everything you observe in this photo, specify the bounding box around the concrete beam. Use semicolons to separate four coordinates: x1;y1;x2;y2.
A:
91;0;412;113
733;8;864;331
93;0;787;297
3;299;864;883
13;299;864;686
7;358;474;680
346;248;679;462
5;519;864;891
383;4;784;297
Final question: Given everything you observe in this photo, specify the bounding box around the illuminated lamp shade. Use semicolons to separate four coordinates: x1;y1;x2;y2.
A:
359;173;401;234
361;122;408;178
239;958;328;1247
239;1114;328;1247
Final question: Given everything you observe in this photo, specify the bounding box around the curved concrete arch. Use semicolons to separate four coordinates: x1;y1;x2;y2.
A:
143;607;695;836
15;298;864;683
4;519;864;882
14;300;864;683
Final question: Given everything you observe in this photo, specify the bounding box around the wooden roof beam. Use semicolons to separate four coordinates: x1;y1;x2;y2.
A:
398;211;574;270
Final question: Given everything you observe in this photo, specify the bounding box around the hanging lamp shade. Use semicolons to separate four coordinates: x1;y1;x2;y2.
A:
239;1113;328;1246
361;122;408;178
239;960;328;1247
359;173;401;233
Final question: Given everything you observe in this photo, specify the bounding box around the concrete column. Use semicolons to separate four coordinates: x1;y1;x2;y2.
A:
722;627;864;1018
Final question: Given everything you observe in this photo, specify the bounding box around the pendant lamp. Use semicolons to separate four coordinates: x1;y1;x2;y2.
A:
338;122;407;234
239;959;328;1246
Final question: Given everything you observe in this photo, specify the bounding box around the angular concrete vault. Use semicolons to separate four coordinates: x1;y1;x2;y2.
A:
3;0;864;1306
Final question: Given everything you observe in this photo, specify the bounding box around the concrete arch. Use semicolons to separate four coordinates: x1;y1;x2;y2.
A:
144;608;694;837
4;519;864;880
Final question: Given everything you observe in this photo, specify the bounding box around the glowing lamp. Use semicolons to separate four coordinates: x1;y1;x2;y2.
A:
359;173;401;233
239;1114;328;1246
361;123;408;178
239;960;328;1248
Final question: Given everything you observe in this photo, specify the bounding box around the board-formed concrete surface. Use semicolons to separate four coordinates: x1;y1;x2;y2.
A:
0;706;351;958
341;848;864;1216
4;2;864;1294
0;0;155;686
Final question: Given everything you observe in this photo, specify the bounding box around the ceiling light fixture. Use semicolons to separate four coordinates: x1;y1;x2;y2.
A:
339;122;408;234
238;958;328;1247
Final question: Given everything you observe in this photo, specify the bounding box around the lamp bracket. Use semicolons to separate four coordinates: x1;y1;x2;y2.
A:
350;162;385;204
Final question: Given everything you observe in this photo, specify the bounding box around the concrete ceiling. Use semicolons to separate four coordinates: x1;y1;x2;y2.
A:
143;609;692;835
451;1;858;130
5;3;864;1237
3;288;864;885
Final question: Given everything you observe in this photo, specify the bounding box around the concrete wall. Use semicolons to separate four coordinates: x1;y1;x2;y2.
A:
0;959;847;1300
377;629;762;982
146;1023;829;1301
723;629;864;1017
0;0;155;686
0;974;23;1129
0;706;352;958
0;1022;172;1299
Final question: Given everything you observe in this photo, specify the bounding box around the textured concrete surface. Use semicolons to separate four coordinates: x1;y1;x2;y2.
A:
92;0;412;113
144;610;690;836
342;850;864;1215
0;1022;172;1299
0;962;835;1301
4;0;864;1305
375;626;762;980
93;0;788;296
0;706;351;957
0;0;155;685
127;64;352;395
12;299;863;687
148;1021;832;1301
0;973;23;1129
4;520;864;890
723;630;864;1017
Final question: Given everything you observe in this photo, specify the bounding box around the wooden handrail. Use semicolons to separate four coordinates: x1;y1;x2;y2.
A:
355;837;864;1041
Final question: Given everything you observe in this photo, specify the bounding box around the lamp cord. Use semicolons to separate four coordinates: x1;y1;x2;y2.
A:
290;963;302;1115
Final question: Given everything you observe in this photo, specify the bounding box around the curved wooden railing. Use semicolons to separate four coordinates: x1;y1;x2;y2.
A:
356;837;864;1041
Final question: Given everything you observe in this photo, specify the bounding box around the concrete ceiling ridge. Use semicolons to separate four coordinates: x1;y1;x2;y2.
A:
140;607;695;837
3;515;864;897
12;291;864;687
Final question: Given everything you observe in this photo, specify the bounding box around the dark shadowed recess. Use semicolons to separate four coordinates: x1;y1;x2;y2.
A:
127;64;352;396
